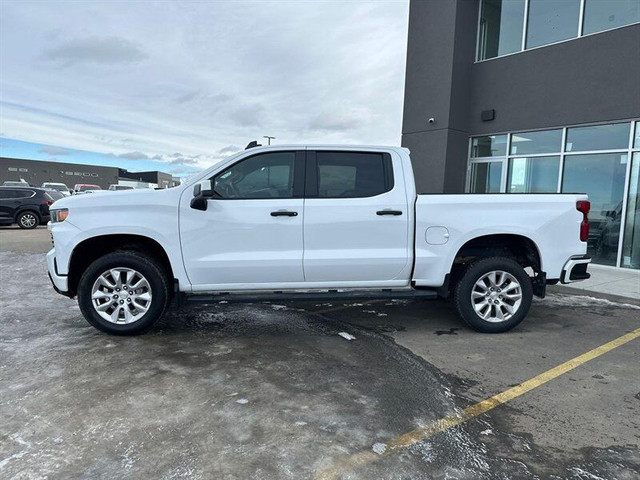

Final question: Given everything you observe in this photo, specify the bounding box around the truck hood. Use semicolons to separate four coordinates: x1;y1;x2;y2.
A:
52;188;177;210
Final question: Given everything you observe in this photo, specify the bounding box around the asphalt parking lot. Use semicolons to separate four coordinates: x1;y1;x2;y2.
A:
1;226;639;479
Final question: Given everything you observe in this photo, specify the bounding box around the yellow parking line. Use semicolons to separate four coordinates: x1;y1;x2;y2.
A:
316;326;640;480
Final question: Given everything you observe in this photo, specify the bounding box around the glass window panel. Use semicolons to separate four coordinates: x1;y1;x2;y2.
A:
562;153;628;266
635;122;640;148
526;0;581;49
471;135;508;157
316;152;392;198
509;129;562;155
622;153;640;269
565;122;630;152
508;156;560;192
470;162;503;193
478;0;526;60
583;0;640;35
212;151;296;199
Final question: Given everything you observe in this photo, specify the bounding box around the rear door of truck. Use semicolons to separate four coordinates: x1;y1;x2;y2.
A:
302;149;411;285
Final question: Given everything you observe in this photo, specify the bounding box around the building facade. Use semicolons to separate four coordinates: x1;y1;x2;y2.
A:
0;157;119;189
1;157;180;190
402;0;640;269
118;169;180;188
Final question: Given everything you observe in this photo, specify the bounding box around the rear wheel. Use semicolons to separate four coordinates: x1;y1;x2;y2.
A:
17;210;39;229
453;257;533;333
77;251;170;335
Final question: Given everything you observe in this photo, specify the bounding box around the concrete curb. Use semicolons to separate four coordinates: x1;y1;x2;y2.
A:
548;285;640;307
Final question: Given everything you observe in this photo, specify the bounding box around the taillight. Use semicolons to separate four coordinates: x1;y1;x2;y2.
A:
576;200;590;242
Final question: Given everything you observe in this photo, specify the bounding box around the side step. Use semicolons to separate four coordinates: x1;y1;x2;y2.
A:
183;288;438;305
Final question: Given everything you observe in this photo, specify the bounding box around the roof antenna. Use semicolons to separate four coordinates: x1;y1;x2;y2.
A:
245;140;262;149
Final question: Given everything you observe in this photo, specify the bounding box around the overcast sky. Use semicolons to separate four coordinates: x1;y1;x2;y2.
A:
0;0;409;174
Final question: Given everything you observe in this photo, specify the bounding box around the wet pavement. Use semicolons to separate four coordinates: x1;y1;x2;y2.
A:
1;248;639;479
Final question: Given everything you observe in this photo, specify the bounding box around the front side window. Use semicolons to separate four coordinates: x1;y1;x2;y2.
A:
583;0;640;35
526;0;581;49
315;152;392;198
213;152;296;199
478;0;526;60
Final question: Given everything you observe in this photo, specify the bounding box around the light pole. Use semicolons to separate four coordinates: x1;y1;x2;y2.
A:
263;136;275;145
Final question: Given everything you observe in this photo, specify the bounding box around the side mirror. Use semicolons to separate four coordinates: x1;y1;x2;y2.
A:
190;180;213;211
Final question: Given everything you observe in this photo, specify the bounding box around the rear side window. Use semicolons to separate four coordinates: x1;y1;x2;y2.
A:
0;189;17;199
314;152;393;198
4;190;34;198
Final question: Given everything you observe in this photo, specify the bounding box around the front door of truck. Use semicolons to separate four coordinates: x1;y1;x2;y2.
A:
179;150;306;289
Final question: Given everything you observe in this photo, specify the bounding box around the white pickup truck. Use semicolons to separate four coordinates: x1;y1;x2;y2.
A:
47;145;591;335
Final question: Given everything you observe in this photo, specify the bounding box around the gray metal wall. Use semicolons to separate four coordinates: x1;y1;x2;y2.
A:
402;0;640;193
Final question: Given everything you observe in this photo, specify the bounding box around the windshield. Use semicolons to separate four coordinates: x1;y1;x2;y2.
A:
79;185;101;191
3;181;27;187
46;191;64;201
44;184;67;192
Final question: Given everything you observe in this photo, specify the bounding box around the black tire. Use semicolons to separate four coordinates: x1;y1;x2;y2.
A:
77;251;171;335
453;256;533;333
17;210;39;229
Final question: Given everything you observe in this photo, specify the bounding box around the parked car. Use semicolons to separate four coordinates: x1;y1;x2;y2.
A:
2;180;30;187
108;185;135;191
0;186;59;229
42;182;71;197
47;145;591;335
72;184;101;195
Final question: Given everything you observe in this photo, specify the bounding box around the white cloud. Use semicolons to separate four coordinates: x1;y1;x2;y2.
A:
38;146;72;155
0;0;409;158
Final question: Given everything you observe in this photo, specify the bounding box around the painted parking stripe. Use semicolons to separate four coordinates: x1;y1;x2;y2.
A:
316;326;640;479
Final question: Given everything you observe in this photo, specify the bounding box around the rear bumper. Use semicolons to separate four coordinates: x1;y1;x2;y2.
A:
561;255;591;284
47;248;70;295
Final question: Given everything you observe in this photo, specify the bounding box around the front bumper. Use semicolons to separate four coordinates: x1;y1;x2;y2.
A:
561;255;591;284
47;248;70;295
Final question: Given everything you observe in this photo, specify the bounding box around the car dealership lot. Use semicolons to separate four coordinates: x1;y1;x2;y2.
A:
1;227;638;479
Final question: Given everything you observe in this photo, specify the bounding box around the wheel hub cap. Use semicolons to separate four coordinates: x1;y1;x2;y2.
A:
91;268;152;324
471;270;522;323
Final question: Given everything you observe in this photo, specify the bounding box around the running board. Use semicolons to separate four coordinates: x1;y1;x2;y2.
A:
182;288;438;304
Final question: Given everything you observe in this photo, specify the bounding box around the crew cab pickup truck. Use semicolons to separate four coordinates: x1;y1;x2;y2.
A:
47;145;591;335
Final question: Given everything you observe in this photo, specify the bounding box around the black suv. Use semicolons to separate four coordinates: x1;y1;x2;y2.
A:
0;187;62;229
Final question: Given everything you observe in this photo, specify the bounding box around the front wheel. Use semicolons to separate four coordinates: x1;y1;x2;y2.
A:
77;251;170;335
453;257;533;333
17;210;39;229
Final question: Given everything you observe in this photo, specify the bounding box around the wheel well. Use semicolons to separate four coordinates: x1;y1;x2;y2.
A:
453;234;541;271
16;208;40;221
68;234;174;296
438;234;542;298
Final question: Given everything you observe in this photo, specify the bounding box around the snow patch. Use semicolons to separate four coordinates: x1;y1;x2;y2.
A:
236;398;248;404
338;332;356;341
372;442;387;455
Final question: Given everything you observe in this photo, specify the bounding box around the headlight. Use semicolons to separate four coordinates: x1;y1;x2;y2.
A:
50;209;69;223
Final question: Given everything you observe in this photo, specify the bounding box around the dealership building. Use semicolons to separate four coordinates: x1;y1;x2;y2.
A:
0;157;180;190
402;0;639;270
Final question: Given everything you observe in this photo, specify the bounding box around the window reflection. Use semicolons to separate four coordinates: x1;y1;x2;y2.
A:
562;153;628;265
471;162;503;193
